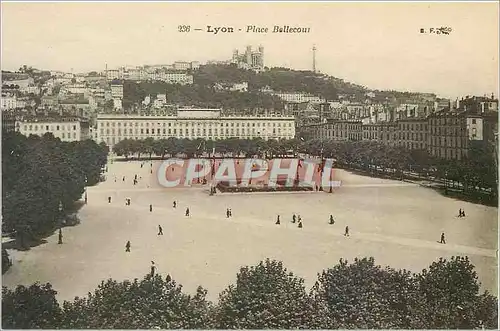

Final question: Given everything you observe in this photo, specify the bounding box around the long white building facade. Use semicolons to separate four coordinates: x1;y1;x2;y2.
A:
15;116;91;142
96;108;296;148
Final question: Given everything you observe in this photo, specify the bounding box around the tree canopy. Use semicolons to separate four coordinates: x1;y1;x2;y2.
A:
1;132;108;249
2;257;497;329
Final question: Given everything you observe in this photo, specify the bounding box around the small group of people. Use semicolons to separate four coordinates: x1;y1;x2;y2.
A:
226;208;233;218
275;213;345;234
458;208;466;218
125;198;132;206
172;200;190;217
276;214;303;228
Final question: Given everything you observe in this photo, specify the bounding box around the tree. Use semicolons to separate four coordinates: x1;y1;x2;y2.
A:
214;259;329;329
2;248;12;274
2;283;62;329
60;274;211;329
311;257;425;329
416;256;498;329
1;133;107;248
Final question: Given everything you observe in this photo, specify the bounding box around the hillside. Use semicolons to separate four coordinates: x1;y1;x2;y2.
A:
123;64;371;110
194;64;368;98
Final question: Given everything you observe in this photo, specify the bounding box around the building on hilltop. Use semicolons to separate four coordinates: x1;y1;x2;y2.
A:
214;82;249;92
110;84;124;99
231;45;264;72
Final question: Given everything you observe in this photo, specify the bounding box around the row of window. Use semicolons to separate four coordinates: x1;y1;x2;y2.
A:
363;132;394;140
429;126;466;136
23;124;78;132
25;132;78;140
429;136;466;148
398;142;426;150
323;130;362;139
98;121;294;128
399;123;428;131
400;132;427;141
430;147;466;160
363;126;397;132
102;135;292;145
325;124;361;130
100;127;293;136
429;117;464;126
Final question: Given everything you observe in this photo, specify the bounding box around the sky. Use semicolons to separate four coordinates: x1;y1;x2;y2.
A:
1;2;499;99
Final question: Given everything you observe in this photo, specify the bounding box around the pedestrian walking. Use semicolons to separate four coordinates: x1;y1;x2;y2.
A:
150;204;153;212
298;215;302;223
440;232;446;244
298;221;303;228
135;174;138;181
108;196;111;203
185;207;190;216
276;215;280;225
173;201;177;208
329;215;335;224
122;176;125;182
344;226;349;237
58;228;63;244
458;208;462;217
292;214;297;223
158;225;163;235
226;208;230;218
125;241;131;252
229;209;232;217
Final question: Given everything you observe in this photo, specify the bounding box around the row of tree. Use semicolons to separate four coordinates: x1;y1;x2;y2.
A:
113;137;300;160
303;139;497;195
112;137;497;195
2;256;497;329
1;132;108;249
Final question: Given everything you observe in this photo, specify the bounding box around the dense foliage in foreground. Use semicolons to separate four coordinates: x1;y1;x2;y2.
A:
2;257;497;329
1;132;108;249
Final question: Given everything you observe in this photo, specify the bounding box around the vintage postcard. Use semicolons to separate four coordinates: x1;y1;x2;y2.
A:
1;1;498;329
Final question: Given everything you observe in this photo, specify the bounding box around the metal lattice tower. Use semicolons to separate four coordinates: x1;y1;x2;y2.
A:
312;45;317;73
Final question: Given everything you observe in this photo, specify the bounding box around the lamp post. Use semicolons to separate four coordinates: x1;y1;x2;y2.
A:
444;170;448;194
84;176;88;204
58;201;63;244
